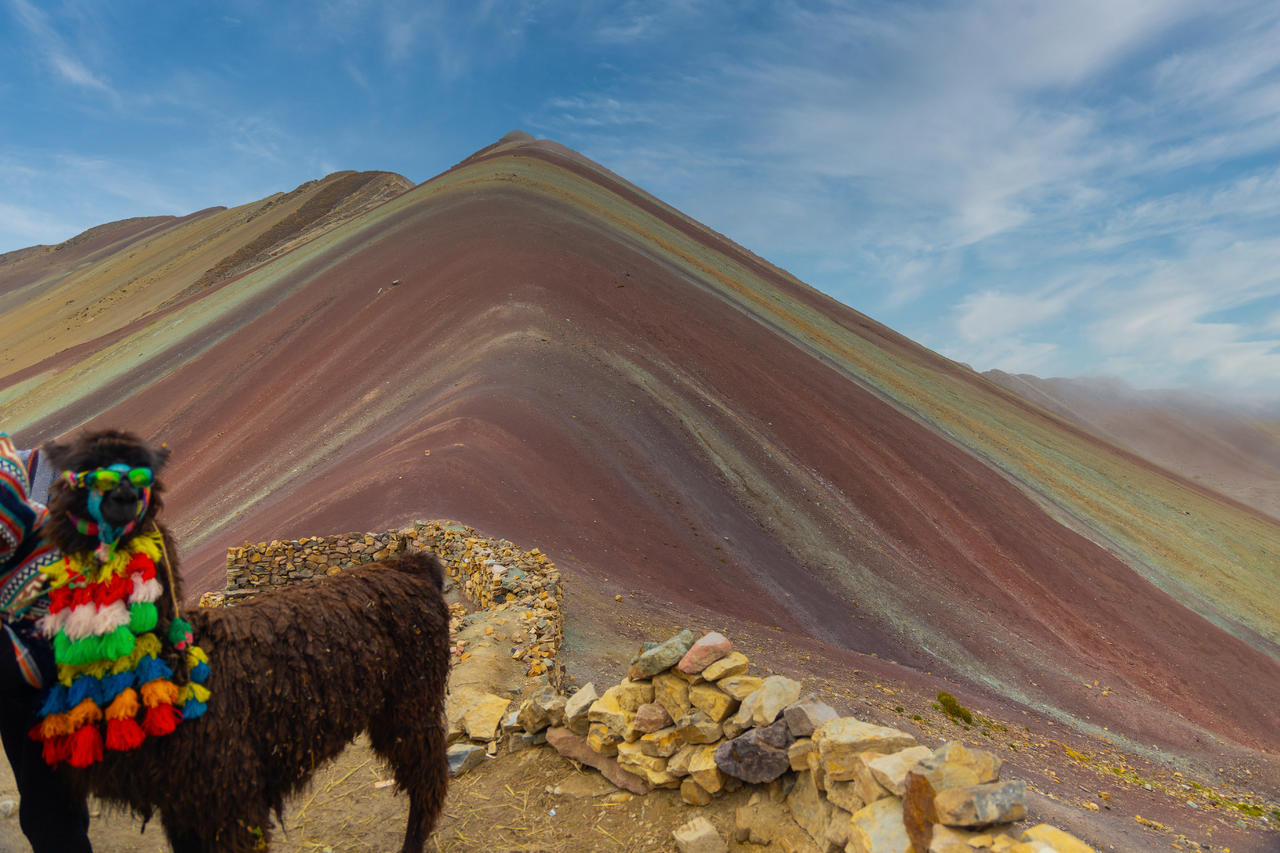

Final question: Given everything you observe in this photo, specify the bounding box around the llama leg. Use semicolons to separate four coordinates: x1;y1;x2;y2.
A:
163;812;271;853
370;714;449;853
160;821;205;853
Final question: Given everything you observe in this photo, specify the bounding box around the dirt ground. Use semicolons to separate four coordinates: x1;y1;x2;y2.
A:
0;595;1276;852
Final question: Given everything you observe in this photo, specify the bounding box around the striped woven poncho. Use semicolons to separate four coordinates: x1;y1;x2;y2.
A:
30;528;211;768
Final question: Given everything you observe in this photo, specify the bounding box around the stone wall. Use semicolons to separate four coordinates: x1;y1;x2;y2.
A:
200;519;563;679
509;629;1102;853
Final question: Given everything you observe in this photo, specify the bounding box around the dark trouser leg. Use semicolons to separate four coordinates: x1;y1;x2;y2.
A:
0;631;92;853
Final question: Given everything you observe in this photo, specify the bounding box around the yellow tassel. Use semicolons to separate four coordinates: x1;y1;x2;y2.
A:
186;645;209;666
139;679;179;708
178;682;211;703
56;659;113;686
110;633;161;674
43;529;166;586
134;633;161;658
67;698;103;728
83;660;111;678
105;688;140;721
40;712;76;738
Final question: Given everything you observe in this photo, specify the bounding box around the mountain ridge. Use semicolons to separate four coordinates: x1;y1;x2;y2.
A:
2;135;1276;824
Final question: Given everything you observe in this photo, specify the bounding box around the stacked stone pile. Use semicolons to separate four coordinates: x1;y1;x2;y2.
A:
509;628;1097;853
201;521;564;681
209;529;410;602
408;521;563;678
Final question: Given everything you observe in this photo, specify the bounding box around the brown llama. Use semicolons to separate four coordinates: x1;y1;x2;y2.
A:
33;429;450;853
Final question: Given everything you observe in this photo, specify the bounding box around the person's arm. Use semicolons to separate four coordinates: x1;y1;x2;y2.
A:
0;434;42;563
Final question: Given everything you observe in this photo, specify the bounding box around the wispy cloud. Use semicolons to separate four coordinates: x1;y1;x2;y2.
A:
7;0;120;104
2;0;1278;395
0;200;81;247
528;0;1280;393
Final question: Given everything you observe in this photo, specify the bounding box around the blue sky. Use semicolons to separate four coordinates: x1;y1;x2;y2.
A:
4;1;1280;397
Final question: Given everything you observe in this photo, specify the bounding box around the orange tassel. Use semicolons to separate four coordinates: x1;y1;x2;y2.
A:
139;679;180;708
104;717;146;751
142;703;180;736
67;698;103;729
67;724;103;768
105;688;140;720
39;712;76;739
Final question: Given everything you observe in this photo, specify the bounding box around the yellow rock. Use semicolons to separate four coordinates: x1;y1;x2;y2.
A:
688;745;727;794
702;651;748;680
717;674;764;701
689;683;739;722
847;797;911;853
867;745;933;796
667;744;699;777
681;777;713;806
789;738;815;772
588;688;638;738
639;726;682;758
1021;824;1097;853
587;721;622;756
462;694;511;742
613;678;654;711
813;718;916;781
617;741;666;772
927;825;984;853
653;672;693;720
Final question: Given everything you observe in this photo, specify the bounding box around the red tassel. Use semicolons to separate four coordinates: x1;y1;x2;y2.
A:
70;585;93;609
143;703;180;736
49;586;72;613
104;717;146;751
67;724;103;768
42;734;72;766
94;575;132;606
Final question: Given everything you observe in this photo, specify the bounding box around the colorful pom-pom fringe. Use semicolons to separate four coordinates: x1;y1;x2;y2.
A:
29;531;211;766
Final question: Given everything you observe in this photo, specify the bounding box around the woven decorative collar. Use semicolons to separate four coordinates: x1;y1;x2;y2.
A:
30;529;211;768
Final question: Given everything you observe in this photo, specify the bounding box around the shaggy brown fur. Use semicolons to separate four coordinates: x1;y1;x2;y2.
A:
40;429;451;853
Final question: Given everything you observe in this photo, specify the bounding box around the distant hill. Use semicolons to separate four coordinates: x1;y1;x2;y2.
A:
3;134;1276;811
984;371;1280;521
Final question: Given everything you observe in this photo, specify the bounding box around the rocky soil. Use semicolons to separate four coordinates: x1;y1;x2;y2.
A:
0;526;1274;852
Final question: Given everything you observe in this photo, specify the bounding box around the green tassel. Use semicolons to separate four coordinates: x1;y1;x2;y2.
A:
168;617;193;647
53;631;72;665
63;634;106;666
99;625;136;661
128;601;158;633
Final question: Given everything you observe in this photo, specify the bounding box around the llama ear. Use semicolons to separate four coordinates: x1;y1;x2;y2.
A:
151;444;171;472
42;439;73;470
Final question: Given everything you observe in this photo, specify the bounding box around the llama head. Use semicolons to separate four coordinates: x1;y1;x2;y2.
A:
42;429;170;559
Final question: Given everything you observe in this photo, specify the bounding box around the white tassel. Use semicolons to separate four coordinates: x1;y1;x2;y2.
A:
37;609;67;638
63;603;100;641
129;576;163;604
89;600;130;636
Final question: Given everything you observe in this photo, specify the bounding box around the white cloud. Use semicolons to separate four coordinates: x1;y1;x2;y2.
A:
954;290;1071;343
529;0;1280;394
0;201;81;248
543;95;656;128
8;0;119;102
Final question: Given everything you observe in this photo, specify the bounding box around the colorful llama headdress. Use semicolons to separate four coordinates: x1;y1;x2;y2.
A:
60;464;154;562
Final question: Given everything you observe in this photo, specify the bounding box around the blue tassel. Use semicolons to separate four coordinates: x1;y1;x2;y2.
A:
134;655;173;684
66;674;103;707
181;699;207;719
100;671;135;703
189;661;210;683
39;684;69;717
